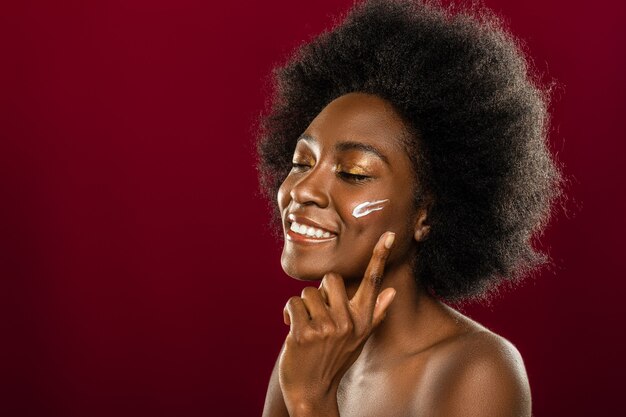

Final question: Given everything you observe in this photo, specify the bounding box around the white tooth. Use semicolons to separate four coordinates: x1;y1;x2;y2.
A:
315;229;323;238
298;224;307;234
306;227;316;237
290;222;299;232
322;231;330;238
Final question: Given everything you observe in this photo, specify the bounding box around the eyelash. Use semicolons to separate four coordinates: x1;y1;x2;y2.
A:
338;172;370;182
290;163;371;183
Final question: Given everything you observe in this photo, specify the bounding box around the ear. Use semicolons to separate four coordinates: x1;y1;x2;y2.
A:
413;207;431;242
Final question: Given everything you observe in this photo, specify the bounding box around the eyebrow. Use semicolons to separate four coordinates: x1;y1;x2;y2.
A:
297;133;390;165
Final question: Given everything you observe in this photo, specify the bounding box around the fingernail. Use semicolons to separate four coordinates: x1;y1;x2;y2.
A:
378;289;396;306
384;232;395;249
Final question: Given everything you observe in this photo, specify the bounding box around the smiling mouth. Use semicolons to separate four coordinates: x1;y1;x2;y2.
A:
286;221;337;243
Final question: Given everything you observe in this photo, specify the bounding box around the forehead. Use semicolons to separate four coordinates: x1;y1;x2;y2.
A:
300;92;409;155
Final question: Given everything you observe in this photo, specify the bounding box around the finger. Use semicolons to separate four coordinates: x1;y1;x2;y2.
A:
318;280;329;305
300;286;330;322
352;231;395;314
319;273;349;309
320;272;352;327
283;296;309;331
372;287;397;328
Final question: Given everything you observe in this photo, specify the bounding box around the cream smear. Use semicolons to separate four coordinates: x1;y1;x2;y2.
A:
351;199;389;218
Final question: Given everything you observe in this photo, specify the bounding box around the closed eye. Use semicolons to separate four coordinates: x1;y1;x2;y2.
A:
291;162;371;183
337;172;371;183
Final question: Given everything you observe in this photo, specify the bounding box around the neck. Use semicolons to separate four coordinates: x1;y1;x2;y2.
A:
344;260;456;362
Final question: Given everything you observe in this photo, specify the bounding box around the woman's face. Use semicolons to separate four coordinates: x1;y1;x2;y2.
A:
277;92;420;283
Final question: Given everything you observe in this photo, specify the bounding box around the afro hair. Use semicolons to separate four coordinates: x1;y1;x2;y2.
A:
255;0;564;302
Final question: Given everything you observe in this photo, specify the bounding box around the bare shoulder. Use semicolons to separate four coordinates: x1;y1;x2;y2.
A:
414;326;532;417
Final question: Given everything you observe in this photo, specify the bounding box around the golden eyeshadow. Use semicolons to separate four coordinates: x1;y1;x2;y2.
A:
336;163;370;175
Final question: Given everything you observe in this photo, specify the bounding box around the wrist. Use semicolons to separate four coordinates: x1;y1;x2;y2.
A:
284;387;340;417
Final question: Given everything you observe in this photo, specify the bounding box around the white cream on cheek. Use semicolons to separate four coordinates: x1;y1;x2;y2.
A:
351;199;390;218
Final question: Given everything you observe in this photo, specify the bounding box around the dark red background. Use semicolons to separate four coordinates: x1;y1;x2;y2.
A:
2;0;624;416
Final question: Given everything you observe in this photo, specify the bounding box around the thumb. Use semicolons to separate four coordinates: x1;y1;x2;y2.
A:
372;288;396;328
283;307;291;326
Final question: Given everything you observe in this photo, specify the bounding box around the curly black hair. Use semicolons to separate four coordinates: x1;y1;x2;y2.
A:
255;0;564;302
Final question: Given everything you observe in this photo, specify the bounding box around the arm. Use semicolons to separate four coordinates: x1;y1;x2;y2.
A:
262;343;289;417
262;341;342;417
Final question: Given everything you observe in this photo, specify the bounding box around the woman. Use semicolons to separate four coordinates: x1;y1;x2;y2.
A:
256;0;563;416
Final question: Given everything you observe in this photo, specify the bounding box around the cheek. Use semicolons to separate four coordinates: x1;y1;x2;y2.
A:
333;199;394;280
351;199;389;218
344;198;393;236
345;197;414;246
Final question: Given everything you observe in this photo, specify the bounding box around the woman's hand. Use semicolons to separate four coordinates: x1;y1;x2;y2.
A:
279;232;397;416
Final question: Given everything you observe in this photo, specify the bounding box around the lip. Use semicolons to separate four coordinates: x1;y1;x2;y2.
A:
284;213;339;245
286;228;337;245
287;213;339;235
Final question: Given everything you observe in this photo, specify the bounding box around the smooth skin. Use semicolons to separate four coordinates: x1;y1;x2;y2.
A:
263;93;531;417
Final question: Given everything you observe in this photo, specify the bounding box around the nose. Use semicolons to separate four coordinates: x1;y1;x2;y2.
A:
289;164;331;208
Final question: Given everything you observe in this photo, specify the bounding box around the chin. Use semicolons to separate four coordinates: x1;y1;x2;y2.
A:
280;256;326;281
280;254;367;283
